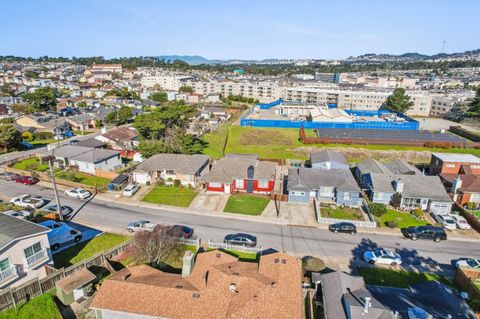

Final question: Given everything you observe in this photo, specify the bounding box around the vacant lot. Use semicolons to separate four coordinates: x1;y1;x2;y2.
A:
56;171;110;187
0;291;61;319
358;267;450;288
223;194;270;215
376;209;429;228
13;157;49;172
321;207;364;220
142;185;198;207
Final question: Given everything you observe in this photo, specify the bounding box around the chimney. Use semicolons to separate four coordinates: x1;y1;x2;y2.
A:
362;297;371;314
101;127;107;134
182;251;195;277
451;176;462;193
394;178;404;194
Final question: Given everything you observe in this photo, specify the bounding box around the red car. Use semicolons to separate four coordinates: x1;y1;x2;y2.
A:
15;176;39;185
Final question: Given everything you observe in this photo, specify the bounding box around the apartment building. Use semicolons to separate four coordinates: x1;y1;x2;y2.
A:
140;73;194;90
193;80;284;102
340;75;418;89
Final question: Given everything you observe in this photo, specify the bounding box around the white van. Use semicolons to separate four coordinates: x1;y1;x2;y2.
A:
39;220;82;251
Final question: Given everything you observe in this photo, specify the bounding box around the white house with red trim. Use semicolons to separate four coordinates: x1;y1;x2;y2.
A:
201;154;276;194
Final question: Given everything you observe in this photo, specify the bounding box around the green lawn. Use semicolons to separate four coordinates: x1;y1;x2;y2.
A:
223;194;270;215
376;209;429;228
162;245;197;269
473;211;480;218
56;171;110;187
203;126;480;160
53;233;130;268
29;139;56;146
207;248;259;261
358;267;450;288
142;185;198;207
12;157;49;172
0;291;61;319
321;207;364;220
73;130;94;136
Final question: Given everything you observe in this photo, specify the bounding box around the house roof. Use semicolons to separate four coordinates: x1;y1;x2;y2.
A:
47;145;119;163
384;159;420;175
56;268;96;294
441;173;480;194
0;214;50;250
75;138;106;148
288;167;360;193
356;158;391;176
310;150;348;167
432;153;480;163
65;114;95;125
202;156;276;183
134;154;209;175
101;127;139;142
90;250;302;319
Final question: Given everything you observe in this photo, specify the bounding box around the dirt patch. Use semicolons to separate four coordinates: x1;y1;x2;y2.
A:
240;129;294;146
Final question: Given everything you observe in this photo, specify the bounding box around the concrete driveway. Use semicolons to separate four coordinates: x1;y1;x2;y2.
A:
189;192;229;213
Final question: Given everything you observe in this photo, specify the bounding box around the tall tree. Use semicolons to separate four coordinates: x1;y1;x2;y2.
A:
384;88;414;114
106;105;133;125
132;225;178;265
468;87;480;114
149;92;168;103
0;124;20;152
105;88;140;100
178;85;193;93
22;87;59;112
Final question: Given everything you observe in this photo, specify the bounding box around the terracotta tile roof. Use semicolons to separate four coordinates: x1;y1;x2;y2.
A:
91;250;302;319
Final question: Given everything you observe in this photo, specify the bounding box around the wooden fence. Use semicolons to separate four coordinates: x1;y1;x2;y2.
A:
456;267;480;300
456;203;480;234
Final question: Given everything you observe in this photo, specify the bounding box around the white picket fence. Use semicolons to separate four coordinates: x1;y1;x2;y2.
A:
317;217;377;228
178;237;201;250
208;240;263;254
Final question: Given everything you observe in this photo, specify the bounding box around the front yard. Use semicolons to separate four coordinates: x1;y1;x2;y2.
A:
0;291;61;319
53;233;130;268
375;209;429;228
12;157;49;172
223;194;270;215
321;206;364;220
56;171;110;187
142;185;198;207
358;267;450;288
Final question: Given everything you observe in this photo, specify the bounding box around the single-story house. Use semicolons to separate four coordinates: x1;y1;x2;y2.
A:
95;127;139;150
287;167;361;207
132;154;210;186
15;114;70;134
440;172;480;207
355;158;420;188
430;152;480;175
65;114;97;131
200;106;228;121
0;214;51;289
310;150;349;170
201;154;276;194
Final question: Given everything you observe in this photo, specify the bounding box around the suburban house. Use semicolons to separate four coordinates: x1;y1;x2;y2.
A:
0;214;51;289
95;126;139;150
65;114;96;131
366;173;453;214
200;106;229;121
15;114;70;134
429;153;480;175
132;154;210;186
46;145;122;175
201;154;277;194
90;250;302;319
310;150;349;170
313;271;475;319
440;171;480;207
287;167;361;207
355;157;420;188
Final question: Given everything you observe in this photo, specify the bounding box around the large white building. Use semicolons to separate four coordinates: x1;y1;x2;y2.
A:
193;80;284;102
141;73;194;91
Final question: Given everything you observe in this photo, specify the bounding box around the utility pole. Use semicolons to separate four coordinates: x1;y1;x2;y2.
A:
49;115;64;220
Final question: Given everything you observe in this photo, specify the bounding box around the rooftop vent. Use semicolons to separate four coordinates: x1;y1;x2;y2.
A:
229;283;237;293
192;293;200;299
274;259;279;263
281;259;287;264
216;253;221;258
232;272;240;276
175;284;183;289
271;282;277;288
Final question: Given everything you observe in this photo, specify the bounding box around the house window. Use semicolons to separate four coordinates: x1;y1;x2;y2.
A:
166;170;175;175
319;187;334;197
291;191;306;196
472;165;480;169
471;193;480;203
236;179;244;189
445;164;455;168
0;258;11;272
374;192;383;200
209;182;222;188
344;192;351;200
258;180;269;189
24;242;42;260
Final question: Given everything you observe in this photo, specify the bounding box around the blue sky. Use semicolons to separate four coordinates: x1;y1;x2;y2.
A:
1;0;479;59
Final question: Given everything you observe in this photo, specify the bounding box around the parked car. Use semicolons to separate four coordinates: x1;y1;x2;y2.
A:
363;248;402;266
0;172;19;181
63;131;76;138
3;210;31;220
123;184;140;197
433;213;457;230
401;226;447;242
329;222;357;235
126;220;156;232
69;139;80;145
39;220;82;251
10;194;47;209
170;225;194;238
456;258;480;269
224;233;257;247
450;215;471;230
44;204;73;218
20;141;33;149
64;188;91;199
15;175;39;185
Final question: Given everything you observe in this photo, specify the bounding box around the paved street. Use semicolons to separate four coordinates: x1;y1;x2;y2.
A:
1;181;479;274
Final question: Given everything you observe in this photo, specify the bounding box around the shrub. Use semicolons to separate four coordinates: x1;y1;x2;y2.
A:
173;179;181;187
465;202;477;210
34;131;54;140
411;208;424;220
386;220;398;228
369;202;387;217
389;192;402;208
156;179;166;186
302;256;326;273
21;131;34;141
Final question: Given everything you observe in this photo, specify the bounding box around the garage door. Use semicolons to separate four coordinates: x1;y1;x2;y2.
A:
430;202;451;214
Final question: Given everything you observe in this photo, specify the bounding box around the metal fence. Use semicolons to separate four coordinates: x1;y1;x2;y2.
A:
208;240;263;254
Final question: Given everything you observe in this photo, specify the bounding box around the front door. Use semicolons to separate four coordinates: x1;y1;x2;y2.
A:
224;183;231;194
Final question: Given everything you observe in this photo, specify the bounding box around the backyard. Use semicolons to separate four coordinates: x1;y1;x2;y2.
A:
56;171;110;187
223;194;270;215
375;209;429;228
142;185;198;207
358;267;450;288
321;206;364;220
12;157;49;172
0;291;61;319
53;233;130;268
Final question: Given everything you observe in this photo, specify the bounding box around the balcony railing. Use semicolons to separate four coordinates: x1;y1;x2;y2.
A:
0;265;17;283
25;249;48;268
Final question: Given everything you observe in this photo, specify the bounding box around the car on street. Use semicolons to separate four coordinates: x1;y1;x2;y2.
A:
15;175;39;185
224;233;257;247
126;220;156;232
401;226;447;242
0;172;19;181
329;222;357;235
456;258;480;269
44;204;73;218
69;139;80;145
363;248;402;266
10;194;47;209
432;213;457;230
123;184;140;197
39;220;82;250
170;225;194;238
64;188;91;199
450;215;471;230
3;210;31;220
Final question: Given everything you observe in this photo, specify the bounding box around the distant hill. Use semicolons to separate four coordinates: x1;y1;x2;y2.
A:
157;55;225;65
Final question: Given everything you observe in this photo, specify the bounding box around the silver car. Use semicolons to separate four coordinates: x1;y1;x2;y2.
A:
126;220;156;232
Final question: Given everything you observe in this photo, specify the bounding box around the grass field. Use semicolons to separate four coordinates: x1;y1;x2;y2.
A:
376;209;429;228
223;194;270;215
13;158;49;172
142;185;197;207
202;125;480;160
0;291;61;319
29;139;56;146
207;248;259;261
473;211;480;218
56;171;110;187
358;267;450;288
321;207;364;220
53;233;130;268
162;245;197;269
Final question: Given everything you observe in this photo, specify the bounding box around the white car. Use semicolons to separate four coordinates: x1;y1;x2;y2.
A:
10;194;47;209
363;249;402;266
3;210;31;220
123;184;140;197
450;215;471;230
456;258;480;269
64;188;91;199
433;213;457;230
39;220;82;251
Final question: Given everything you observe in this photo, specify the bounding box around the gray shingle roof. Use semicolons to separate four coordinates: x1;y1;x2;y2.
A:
384;159;420;175
47;145;119;163
288;168;360;192
0;214;50;250
202;156;276;183
135;154;209;175
310;150;348;166
66;114;95;125
356;158;391;176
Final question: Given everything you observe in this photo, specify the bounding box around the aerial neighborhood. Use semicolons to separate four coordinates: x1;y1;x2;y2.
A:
1;2;480;317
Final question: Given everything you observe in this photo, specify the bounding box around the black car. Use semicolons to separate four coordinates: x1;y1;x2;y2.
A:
329;222;357;235
224;233;257;247
170;225;194;238
401;226;447;242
